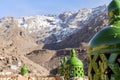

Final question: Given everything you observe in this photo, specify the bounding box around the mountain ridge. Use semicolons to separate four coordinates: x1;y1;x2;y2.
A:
0;5;109;76
0;5;107;45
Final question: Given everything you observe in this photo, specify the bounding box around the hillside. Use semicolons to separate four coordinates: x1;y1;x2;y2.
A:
26;5;109;76
43;7;108;50
0;20;49;75
0;5;109;76
0;5;107;45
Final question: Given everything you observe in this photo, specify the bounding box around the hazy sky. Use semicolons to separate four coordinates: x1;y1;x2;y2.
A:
0;0;111;18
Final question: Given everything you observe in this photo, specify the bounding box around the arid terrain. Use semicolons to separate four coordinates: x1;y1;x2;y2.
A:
0;5;109;80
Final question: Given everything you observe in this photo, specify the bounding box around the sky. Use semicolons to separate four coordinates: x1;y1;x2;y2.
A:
0;0;111;18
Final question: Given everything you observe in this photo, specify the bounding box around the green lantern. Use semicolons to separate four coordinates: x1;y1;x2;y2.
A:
88;0;120;80
21;64;28;75
64;49;84;80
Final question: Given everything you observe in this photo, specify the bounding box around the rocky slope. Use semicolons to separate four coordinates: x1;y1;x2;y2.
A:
25;5;109;76
0;5;109;76
43;6;108;50
0;19;37;54
0;20;49;75
26;48;88;75
0;5;107;45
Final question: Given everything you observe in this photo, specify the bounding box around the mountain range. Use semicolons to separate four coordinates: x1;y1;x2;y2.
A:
0;5;107;46
0;5;109;76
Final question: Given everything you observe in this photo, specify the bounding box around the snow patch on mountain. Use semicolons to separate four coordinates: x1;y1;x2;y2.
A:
0;5;107;44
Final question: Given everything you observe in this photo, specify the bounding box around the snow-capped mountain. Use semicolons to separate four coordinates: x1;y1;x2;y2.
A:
0;5;107;44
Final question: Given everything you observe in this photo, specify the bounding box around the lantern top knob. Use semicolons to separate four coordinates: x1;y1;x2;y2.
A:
71;48;76;57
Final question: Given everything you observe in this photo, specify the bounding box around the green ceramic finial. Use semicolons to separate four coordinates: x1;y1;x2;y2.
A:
71;48;76;57
58;57;67;76
108;0;120;23
60;57;67;67
21;64;28;75
63;57;67;63
60;60;64;66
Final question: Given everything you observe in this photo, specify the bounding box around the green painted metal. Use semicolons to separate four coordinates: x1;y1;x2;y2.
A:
64;49;84;80
88;0;120;80
21;64;28;75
